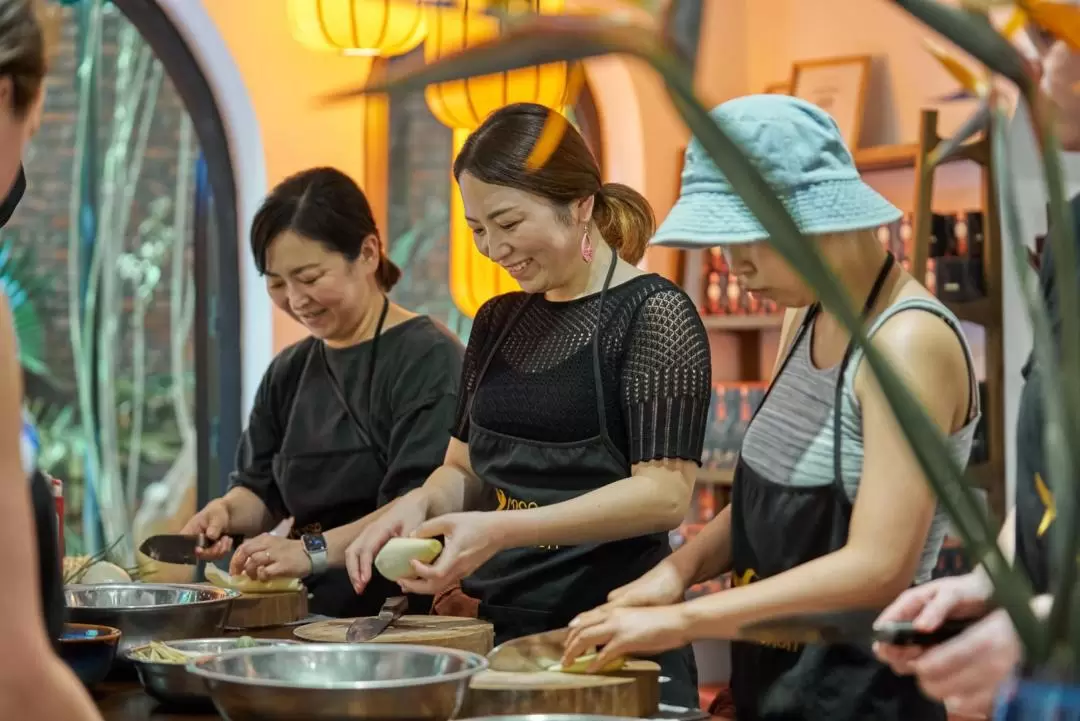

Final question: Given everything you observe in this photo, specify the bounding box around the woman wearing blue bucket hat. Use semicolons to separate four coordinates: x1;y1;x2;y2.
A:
564;94;979;719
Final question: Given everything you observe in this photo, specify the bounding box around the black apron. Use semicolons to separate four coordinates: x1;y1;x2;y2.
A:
729;253;946;721
5;169;64;646
32;469;65;646
1014;366;1051;595
271;298;430;617
459;252;700;709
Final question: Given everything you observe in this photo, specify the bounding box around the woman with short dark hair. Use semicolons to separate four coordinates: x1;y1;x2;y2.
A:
344;102;711;709
183;166;464;618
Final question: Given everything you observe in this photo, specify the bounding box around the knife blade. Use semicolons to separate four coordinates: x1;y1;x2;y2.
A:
485;627;571;672
345;595;408;642
738;609;975;648
139;533;245;565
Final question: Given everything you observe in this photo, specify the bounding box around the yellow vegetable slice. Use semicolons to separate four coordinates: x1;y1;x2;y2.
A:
204;563;302;594
374;537;443;581
547;653;627;674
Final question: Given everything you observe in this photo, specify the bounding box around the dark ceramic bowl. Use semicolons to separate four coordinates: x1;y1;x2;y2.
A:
59;622;122;687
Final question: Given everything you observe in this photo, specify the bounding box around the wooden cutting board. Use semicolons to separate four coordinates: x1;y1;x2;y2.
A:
463;667;648;717
225;588;309;629
293;615;494;654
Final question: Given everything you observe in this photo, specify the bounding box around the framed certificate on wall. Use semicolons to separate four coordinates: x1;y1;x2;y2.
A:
790;55;872;149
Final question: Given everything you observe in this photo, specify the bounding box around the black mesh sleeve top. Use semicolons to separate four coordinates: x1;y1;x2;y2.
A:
453;273;712;466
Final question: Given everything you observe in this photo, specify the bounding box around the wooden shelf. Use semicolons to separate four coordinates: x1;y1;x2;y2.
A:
698;468;734;486
854;139;985;173
702;314;784;331
854;143;920;172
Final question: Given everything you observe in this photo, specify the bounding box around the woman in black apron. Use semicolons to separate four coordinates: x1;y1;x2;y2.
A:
567;95;977;720
344;103;709;708
183;167;463;618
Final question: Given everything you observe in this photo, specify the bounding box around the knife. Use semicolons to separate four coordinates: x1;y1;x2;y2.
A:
738;609;976;648
139;533;245;565
345;595;408;642
485;627;571;672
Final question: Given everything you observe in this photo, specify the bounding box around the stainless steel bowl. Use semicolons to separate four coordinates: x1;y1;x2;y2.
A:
456;717;639;721
187;643;488;721
125;637;300;707
65;583;239;658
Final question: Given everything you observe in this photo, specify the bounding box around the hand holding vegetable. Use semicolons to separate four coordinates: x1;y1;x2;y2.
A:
344;490;432;593
395;511;502;596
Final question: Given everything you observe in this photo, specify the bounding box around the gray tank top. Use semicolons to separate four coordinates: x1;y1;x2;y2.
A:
740;297;980;582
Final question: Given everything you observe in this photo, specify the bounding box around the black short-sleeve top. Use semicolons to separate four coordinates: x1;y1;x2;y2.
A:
453;274;712;466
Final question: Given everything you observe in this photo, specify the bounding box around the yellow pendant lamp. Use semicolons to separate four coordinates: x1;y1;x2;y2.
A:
287;0;427;56
425;0;574;318
287;0;429;244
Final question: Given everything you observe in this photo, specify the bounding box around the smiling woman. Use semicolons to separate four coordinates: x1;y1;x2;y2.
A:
343;102;711;710
179;167;465;619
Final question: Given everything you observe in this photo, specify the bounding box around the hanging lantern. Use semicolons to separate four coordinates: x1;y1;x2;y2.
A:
425;0;574;318
287;0;427;57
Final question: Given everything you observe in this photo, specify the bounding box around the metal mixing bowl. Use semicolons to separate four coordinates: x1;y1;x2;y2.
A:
126;637;300;708
187;643;488;721
65;583;239;658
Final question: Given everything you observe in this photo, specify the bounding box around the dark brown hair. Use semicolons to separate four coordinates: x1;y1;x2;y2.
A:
0;0;45;118
250;167;401;292
453;102;655;265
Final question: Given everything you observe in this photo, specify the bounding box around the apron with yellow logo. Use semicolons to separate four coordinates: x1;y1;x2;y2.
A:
729;253;946;720
460;251;699;708
1014;366;1053;595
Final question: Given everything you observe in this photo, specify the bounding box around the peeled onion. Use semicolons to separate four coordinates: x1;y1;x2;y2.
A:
374;537;443;581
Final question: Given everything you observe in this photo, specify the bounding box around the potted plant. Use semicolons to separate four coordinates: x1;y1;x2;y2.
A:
323;0;1080;713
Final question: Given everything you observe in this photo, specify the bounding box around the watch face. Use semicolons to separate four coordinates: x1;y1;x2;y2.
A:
303;534;327;554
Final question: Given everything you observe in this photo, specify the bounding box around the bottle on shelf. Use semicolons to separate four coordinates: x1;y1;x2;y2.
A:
727;270;743;314
704;270;726;315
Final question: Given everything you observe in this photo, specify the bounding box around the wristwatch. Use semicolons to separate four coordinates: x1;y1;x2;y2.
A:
300;533;329;576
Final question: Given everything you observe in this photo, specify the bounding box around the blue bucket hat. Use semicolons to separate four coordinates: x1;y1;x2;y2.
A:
652;95;902;247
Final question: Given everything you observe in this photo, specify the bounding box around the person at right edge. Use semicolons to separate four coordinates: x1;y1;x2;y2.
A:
875;27;1080;720
343;102;710;709
0;0;101;717
563;95;979;721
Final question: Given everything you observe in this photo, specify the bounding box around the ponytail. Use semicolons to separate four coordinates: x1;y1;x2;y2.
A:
592;182;655;265
374;250;401;292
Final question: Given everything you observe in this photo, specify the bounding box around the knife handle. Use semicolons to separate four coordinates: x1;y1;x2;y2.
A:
198;533;245;548
872;618;974;647
381;595;408;619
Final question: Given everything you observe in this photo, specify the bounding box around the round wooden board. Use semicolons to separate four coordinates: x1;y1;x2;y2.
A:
226;588;309;629
293;615;494;655
609;659;661;716
463;669;640;717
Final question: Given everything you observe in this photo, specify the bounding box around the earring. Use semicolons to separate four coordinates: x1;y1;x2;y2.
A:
581;229;594;263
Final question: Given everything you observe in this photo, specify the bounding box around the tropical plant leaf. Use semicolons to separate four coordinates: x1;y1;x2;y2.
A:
929;98;991;166
1002;6;1029;39
321;10;1046;656
923;38;990;96
891;0;1033;87
527;61;587;169
1027;1;1080;51
991;103;1066;667
320;15;665;104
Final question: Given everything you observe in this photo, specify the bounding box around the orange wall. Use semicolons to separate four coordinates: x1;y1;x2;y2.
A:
202;0;375;351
